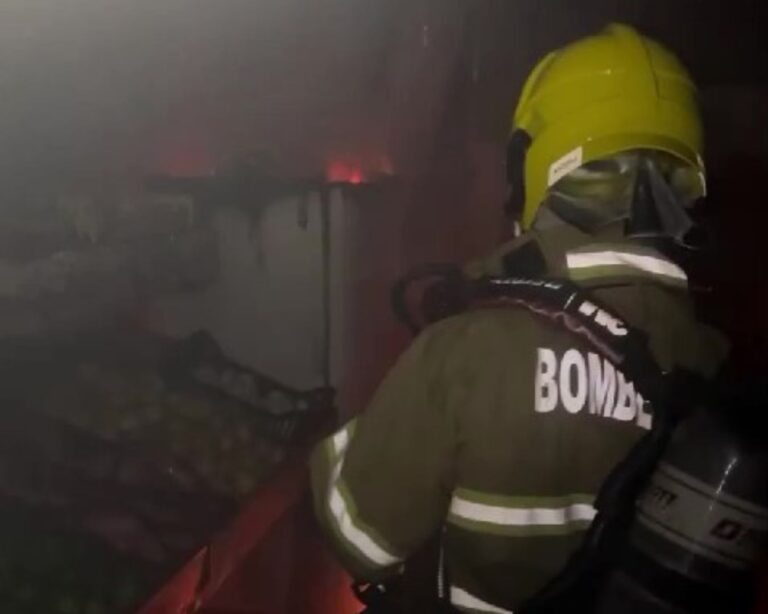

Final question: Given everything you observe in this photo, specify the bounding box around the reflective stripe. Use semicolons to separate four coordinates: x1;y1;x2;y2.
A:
566;250;687;282
451;499;596;527
449;491;596;535
324;423;403;568
450;586;513;613
331;424;352;457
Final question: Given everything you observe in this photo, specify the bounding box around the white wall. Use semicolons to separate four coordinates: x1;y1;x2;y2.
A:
150;195;330;391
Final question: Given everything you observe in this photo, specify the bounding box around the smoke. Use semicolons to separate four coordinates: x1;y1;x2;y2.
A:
0;0;407;193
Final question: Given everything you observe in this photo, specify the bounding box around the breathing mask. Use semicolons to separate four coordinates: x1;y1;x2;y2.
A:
534;150;705;249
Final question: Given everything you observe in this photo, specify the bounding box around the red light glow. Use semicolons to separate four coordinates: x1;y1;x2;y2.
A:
326;153;394;185
326;160;364;184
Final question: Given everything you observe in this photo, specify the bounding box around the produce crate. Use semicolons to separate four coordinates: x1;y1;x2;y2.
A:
0;329;335;614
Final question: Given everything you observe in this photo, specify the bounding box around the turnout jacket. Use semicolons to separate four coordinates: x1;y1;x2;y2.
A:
310;224;728;613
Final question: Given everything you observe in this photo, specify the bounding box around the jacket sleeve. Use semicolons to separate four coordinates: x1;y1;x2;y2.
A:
310;322;460;580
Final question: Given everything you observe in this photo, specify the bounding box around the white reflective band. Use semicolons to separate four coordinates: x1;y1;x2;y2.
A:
327;479;402;567
450;586;513;613
325;424;403;568
566;250;687;282
332;425;351;456
450;497;596;528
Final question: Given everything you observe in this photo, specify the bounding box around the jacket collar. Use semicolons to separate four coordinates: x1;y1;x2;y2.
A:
467;222;689;291
562;243;687;288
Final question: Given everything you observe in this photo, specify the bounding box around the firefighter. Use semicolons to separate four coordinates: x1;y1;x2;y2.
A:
310;23;729;613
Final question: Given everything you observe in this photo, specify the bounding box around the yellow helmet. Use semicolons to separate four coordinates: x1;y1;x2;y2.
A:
510;23;705;228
